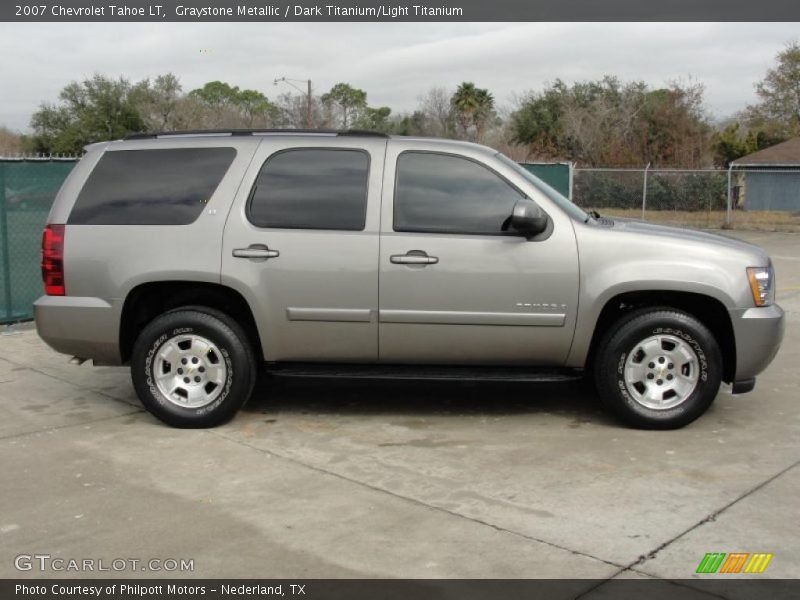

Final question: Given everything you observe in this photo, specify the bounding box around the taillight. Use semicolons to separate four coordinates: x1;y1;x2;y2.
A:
41;224;65;296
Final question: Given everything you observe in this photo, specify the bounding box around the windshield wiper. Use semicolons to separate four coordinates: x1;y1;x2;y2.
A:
584;209;601;223
586;209;616;227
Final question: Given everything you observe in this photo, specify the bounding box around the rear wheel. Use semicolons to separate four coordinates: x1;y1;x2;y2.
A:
594;308;722;429
131;308;257;428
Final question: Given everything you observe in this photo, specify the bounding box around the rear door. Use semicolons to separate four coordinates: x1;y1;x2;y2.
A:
221;136;386;362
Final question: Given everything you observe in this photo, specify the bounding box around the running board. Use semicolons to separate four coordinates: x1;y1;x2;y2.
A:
266;363;583;383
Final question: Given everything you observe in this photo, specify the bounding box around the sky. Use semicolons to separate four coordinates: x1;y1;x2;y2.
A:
0;22;796;132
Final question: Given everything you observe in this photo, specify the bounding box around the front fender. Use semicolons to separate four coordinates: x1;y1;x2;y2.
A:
565;219;760;368
566;271;737;368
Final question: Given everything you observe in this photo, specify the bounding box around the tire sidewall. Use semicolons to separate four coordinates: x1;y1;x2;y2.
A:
132;311;253;427
598;311;722;428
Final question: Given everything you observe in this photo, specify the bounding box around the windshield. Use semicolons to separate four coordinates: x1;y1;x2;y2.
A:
495;153;589;222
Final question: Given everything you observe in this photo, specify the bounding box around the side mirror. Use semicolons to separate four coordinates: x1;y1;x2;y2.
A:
509;199;548;238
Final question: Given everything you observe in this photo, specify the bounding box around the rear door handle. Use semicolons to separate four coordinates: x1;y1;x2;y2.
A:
390;250;439;265
232;245;280;259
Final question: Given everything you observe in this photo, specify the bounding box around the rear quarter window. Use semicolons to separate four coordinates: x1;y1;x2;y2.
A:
68;147;236;225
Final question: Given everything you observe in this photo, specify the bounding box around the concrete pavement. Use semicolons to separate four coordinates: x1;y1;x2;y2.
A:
0;231;797;592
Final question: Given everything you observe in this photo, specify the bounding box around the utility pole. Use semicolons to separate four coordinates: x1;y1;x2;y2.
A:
274;77;313;128
306;79;312;130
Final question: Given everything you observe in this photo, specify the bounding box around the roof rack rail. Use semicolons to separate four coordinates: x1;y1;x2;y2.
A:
124;128;390;140
336;129;389;138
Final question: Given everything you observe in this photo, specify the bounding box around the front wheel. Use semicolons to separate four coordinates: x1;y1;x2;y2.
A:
131;308;257;428
594;308;722;429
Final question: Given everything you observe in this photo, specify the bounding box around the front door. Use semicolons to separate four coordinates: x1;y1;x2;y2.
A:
378;143;580;365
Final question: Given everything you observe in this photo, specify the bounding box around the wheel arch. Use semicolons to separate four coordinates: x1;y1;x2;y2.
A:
584;290;736;384
119;281;262;365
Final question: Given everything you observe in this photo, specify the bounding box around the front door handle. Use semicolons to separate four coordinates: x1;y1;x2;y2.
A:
232;245;280;259
390;250;439;265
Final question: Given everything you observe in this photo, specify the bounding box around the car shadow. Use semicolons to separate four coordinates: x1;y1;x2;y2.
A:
241;373;617;426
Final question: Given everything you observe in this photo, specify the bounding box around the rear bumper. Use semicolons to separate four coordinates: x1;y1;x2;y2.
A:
33;295;122;365
729;304;785;383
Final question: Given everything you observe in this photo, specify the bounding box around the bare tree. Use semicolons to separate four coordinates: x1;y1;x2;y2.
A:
418;87;453;137
0;126;24;154
275;92;326;128
167;95;208;130
133;73;183;130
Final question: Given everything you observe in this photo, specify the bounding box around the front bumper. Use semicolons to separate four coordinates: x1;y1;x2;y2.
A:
33;295;122;365
729;303;785;382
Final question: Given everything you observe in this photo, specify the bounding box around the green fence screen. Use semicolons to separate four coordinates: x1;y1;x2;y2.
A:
0;159;77;323
519;162;571;198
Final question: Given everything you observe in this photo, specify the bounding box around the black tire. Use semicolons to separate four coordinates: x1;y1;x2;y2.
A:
131;308;257;428
593;308;722;429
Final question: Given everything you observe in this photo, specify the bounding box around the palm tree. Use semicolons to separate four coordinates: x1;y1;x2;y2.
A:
451;82;495;141
472;88;495;140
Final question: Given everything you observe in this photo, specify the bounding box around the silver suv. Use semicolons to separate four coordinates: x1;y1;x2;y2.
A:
34;130;785;429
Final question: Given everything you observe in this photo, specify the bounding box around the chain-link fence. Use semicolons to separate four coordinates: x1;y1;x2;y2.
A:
573;167;800;232
0;157;78;323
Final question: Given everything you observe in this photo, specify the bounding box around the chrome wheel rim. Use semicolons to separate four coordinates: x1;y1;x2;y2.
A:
153;334;227;408
623;334;699;410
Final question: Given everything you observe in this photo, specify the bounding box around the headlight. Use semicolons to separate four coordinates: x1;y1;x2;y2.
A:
746;266;775;307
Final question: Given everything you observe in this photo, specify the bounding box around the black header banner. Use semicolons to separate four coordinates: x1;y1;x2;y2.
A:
4;0;800;22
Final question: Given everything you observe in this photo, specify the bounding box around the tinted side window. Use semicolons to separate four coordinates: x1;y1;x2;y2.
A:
69;148;236;225
248;149;369;231
394;152;524;235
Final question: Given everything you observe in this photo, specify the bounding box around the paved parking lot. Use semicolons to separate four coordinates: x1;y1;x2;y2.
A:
0;231;798;596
